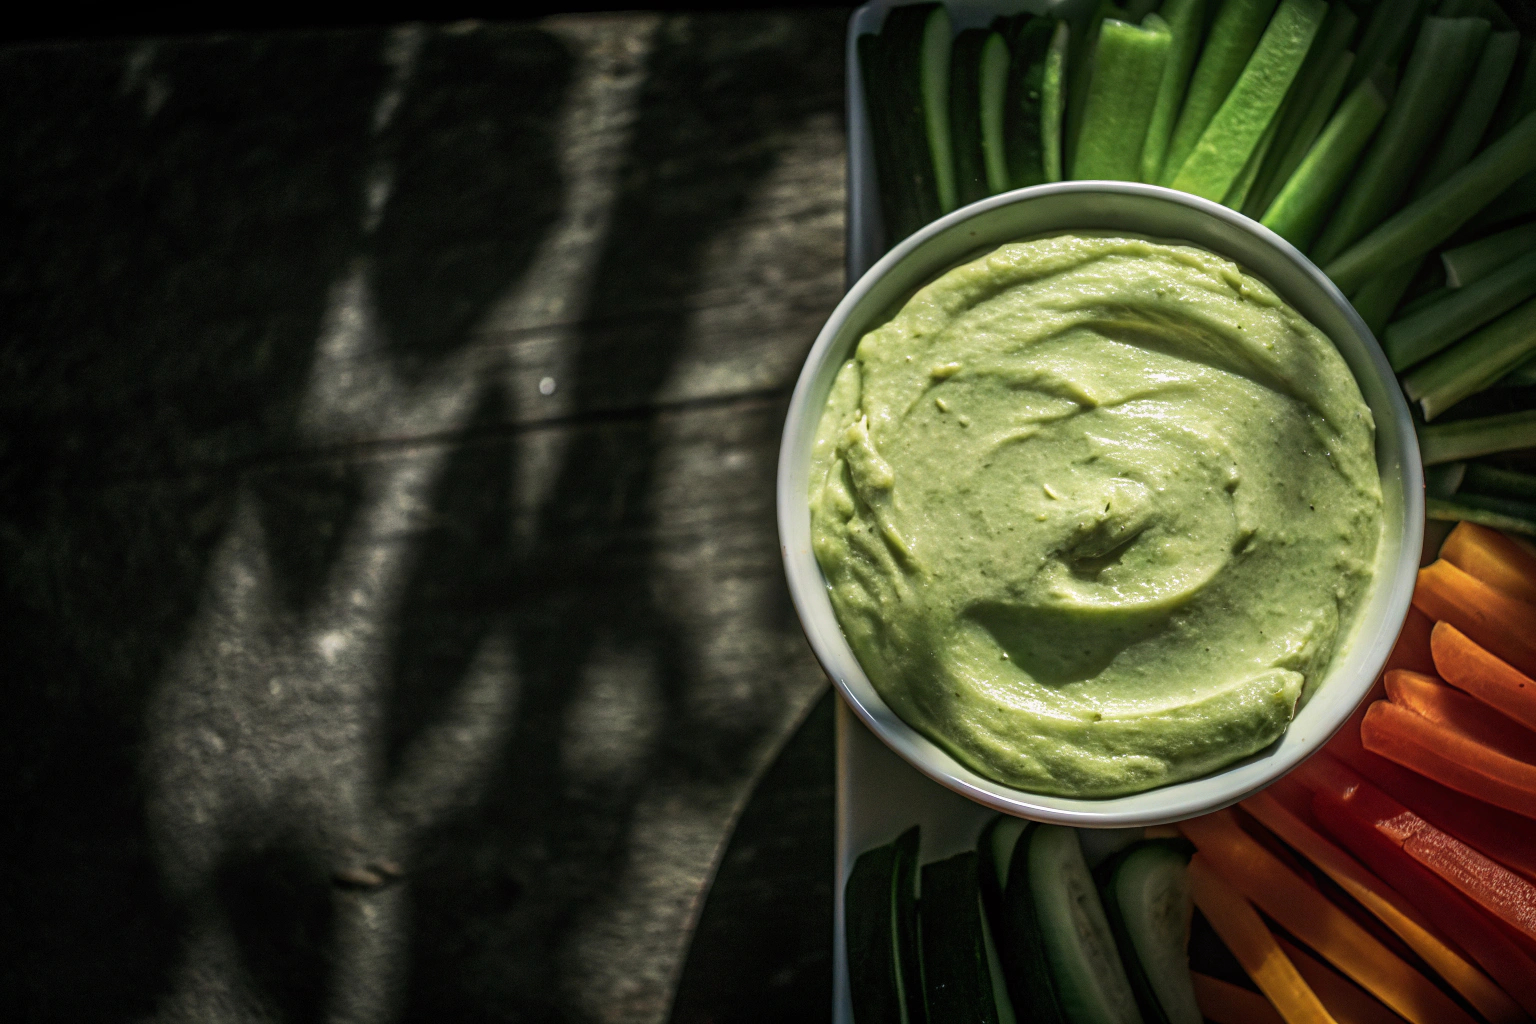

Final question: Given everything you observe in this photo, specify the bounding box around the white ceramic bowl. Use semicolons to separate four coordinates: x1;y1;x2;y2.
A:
779;181;1423;827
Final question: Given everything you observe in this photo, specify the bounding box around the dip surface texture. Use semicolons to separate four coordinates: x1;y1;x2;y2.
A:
810;235;1382;797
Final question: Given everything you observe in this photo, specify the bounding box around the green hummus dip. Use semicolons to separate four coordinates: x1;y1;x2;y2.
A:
810;235;1382;797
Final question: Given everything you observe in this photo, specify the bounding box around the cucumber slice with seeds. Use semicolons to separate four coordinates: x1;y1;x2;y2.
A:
846;826;925;1024
1097;839;1201;1024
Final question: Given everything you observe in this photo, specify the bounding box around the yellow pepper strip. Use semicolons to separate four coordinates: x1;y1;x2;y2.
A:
1243;789;1525;1024
1180;810;1478;1024
1277;936;1408;1024
1192;971;1286;1024
1188;855;1338;1024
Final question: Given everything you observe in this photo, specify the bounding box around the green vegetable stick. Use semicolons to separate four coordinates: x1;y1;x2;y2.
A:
1074;16;1174;181
1245;50;1353;218
1501;352;1536;387
1463;463;1536;502
1244;5;1357;211
1323;110;1536;294
1159;0;1280;185
1042;21;1070;184
1347;30;1520;333
1224;109;1280;209
950;29;992;208
1436;0;1515;33
1004;18;1060;189
1064;1;1119;176
1403;296;1536;420
1443;223;1536;287
1487;37;1536;142
1261;74;1390;251
1140;0;1207;184
1426;496;1536;536
1311;16;1491;265
1419;409;1536;465
979;33;1012;194
1170;0;1327;202
1388;248;1536;373
919;4;957;213
1399;285;1453;319
1346;0;1431;92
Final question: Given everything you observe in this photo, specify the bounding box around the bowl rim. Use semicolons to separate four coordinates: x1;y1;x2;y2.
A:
777;180;1424;826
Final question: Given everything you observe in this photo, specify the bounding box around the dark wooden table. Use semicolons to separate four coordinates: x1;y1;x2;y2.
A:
2;11;847;1022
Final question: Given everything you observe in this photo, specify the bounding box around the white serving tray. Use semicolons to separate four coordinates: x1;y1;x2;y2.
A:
835;4;1117;1021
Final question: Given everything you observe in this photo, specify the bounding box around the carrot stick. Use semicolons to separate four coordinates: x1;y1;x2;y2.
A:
1193;972;1287;1024
1309;785;1536;1017
1434;621;1536;733
1187;855;1339;1024
1241;789;1525;1024
1275;937;1405;1024
1327;725;1536;882
1362;700;1536;818
1384;669;1536;762
1413;559;1536;678
1180;811;1478;1024
1440;520;1536;606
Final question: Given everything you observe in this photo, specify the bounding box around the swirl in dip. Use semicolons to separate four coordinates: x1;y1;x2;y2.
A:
810;235;1383;797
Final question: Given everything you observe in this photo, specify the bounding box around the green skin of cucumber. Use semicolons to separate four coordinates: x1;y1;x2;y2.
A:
845;826;925;1024
1095;839;1201;1024
920;851;1000;1024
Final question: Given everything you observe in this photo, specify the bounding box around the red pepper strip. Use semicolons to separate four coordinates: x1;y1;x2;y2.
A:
1327;715;1536;882
1401;824;1536;943
1386;606;1437;676
1384;669;1536;763
1433;620;1536;734
1309;787;1536;1018
1413;560;1536;678
1362;700;1536;819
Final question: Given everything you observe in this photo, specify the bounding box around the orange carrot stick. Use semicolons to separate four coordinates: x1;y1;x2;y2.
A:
1442;520;1536;606
1193;972;1287;1024
1242;788;1525;1024
1433;620;1536;734
1276;937;1406;1024
1362;700;1536;818
1327;715;1536;882
1187;855;1339;1024
1386;606;1437;676
1384;669;1536;762
1180;811;1477;1024
1413;560;1536;678
1311;788;1536;1018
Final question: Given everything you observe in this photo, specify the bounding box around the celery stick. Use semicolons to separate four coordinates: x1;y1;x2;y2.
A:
1418;30;1520;188
1004;18;1060;189
1260;74;1389;250
1426;496;1536;536
1244;5;1357;212
1487;38;1535;142
1159;0;1280;184
1425;461;1467;499
1386;249;1536;370
1042;21;1070;183
1443;223;1536;287
979;32;1012;194
1435;0;1514;33
1345;30;1519;333
1140;0;1207;184
1245;50;1353;217
1399;285;1451;318
1064;1;1119;175
1419;409;1536;464
1125;0;1160;18
1224;109;1280;209
1502;353;1536;387
1463;463;1536;502
950;29;992;207
1404;296;1536;419
1346;0;1430;91
1074;16;1173;180
1322;110;1536;294
1310;17;1491;264
1169;0;1327;201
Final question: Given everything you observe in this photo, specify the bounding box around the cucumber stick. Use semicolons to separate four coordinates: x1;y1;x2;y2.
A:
1042;21;1070;183
1222;95;1280;209
992;821;1069;1024
1140;0;1206;185
1004;17;1062;189
1347;0;1430;92
1310;16;1492;264
860;4;947;248
1028;824;1141;1024
1261;72;1390;250
1097;840;1201;1024
917;5;956;214
920;852;1000;1024
950;29;992;207
845;827;925;1024
1159;0;1279;185
1074;15;1173;181
1064;1;1119;175
978;32;1012;194
1169;0;1327;202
